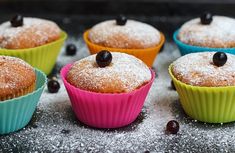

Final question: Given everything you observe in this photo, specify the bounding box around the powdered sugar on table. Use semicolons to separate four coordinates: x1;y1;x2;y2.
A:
0;37;235;152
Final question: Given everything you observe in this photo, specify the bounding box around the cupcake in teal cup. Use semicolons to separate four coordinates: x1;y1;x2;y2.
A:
0;56;46;134
173;12;235;55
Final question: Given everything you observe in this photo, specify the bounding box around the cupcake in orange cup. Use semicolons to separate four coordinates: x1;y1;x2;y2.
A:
83;15;165;67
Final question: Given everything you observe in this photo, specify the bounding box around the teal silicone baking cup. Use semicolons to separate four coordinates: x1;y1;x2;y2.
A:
173;30;235;56
0;69;46;135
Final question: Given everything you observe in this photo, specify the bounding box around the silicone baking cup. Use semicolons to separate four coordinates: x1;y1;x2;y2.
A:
0;31;67;75
173;30;235;56
0;69;46;134
61;64;155;128
169;64;235;123
83;30;165;67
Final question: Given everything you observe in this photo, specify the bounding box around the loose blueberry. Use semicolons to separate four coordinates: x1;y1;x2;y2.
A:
171;80;176;90
61;129;70;134
96;50;112;68
166;120;179;134
47;78;60;93
200;12;213;25
66;44;77;56
10;14;23;27
116;14;127;26
31;124;38;129
213;52;227;67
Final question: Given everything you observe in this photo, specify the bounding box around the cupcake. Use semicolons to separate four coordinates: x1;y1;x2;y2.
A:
169;51;235;123
0;15;67;75
83;15;165;67
0;56;46;134
173;12;235;55
61;51;155;128
0;56;36;101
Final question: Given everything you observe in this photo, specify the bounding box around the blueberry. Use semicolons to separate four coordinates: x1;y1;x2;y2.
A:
166;120;179;134
61;129;70;134
200;12;213;25
47;78;60;93
116;14;127;26
66;44;77;56
96;50;112;68
213;52;227;67
10;14;23;27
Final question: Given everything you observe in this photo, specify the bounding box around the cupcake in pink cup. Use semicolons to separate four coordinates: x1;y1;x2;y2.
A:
60;51;155;128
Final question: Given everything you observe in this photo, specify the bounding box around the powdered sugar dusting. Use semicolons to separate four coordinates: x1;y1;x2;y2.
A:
67;52;151;93
178;16;235;48
0;56;35;96
0;17;61;49
88;20;161;49
0;40;235;152
172;52;235;86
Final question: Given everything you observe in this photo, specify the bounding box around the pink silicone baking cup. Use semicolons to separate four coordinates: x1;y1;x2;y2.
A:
60;64;155;128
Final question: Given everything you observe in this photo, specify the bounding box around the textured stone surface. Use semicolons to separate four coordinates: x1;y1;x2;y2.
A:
1;36;235;152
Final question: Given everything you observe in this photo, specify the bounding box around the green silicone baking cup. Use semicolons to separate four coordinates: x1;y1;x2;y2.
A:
0;31;67;75
169;64;235;123
0;69;46;135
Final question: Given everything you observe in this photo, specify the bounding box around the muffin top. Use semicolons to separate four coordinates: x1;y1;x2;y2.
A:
0;56;36;98
0;17;61;49
172;52;235;87
66;52;152;93
88;20;161;49
178;16;235;48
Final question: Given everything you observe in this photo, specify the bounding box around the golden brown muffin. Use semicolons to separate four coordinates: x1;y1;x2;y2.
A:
66;52;152;93
0;56;36;101
88;20;161;49
0;17;61;49
172;52;235;87
178;16;235;48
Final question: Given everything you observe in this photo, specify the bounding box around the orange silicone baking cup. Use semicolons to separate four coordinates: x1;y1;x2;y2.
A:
83;30;165;67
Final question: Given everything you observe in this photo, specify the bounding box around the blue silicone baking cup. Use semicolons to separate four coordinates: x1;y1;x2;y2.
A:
173;30;235;55
0;69;46;135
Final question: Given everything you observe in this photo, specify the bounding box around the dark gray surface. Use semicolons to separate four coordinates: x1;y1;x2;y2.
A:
1;2;235;151
0;39;235;152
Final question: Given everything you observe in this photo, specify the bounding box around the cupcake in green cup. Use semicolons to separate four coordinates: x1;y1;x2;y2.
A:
169;52;235;123
0;15;67;75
